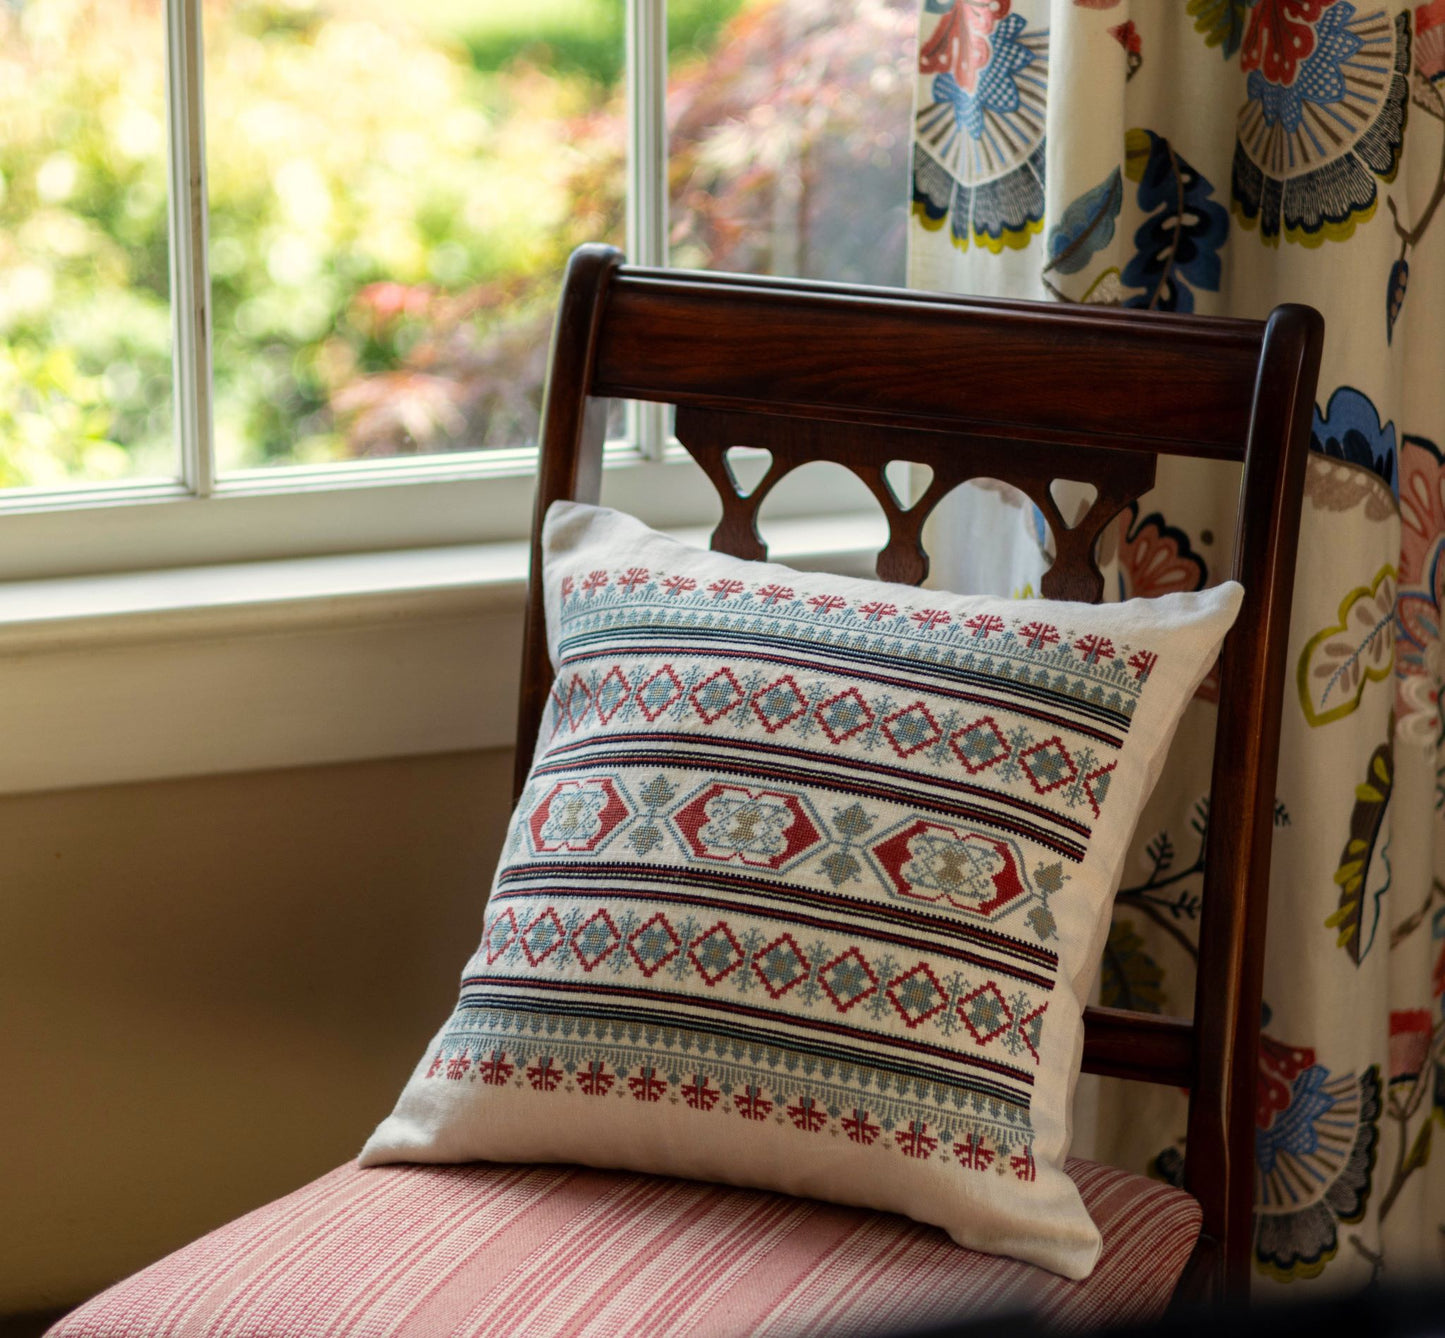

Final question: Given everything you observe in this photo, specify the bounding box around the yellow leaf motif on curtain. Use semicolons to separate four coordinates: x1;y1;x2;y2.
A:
1296;564;1397;727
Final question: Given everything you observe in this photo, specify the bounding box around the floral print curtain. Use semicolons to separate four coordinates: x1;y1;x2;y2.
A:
907;0;1445;1289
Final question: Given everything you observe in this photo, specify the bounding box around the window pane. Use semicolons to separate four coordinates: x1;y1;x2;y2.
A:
205;0;624;470
0;0;174;490
669;0;914;287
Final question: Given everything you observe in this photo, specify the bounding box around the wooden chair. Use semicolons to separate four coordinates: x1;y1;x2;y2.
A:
516;244;1323;1298
49;247;1321;1338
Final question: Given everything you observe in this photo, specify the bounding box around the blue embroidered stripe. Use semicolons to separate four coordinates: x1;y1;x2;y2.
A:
455;985;1034;1106
487;884;1057;990
557;633;1132;740
496;863;1059;971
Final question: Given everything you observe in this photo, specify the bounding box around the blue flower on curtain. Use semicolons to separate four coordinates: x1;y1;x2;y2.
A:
912;0;1049;253
1254;1019;1381;1282
1310;385;1398;494
1231;3;1410;247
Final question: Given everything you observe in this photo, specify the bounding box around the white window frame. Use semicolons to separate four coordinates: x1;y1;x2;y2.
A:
0;0;865;583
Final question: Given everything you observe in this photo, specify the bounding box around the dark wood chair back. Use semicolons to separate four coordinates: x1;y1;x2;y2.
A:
514;243;1323;1295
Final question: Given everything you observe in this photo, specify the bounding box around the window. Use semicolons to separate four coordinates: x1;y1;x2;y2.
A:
0;0;913;581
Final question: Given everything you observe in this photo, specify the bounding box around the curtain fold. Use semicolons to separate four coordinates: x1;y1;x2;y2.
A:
907;0;1445;1289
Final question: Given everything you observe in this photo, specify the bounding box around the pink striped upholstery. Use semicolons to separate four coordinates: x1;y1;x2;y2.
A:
50;1158;1200;1337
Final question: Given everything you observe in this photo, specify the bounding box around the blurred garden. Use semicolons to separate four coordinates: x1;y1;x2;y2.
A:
0;0;912;487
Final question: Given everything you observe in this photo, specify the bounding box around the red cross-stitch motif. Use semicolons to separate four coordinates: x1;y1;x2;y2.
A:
1011;1145;1037;1181
807;593;847;615
734;1085;773;1120
580;569;609;596
616;566;650;591
445;1050;472;1081
954;1133;995;1171
842;1109;880;1145
527;1056;563;1091
628;1067;668;1102
661;574;697;596
477;1050;513;1086
1074;633;1115;665
787;1096;828;1132
1128;649;1158;681
576;1061;616;1096
1018;620;1060;650
682;1074;722;1110
964;613;1005;639
896;1120;939;1159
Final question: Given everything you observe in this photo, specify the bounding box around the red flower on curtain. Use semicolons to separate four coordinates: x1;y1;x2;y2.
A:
1420;0;1445;82
918;0;1010;93
1240;0;1340;86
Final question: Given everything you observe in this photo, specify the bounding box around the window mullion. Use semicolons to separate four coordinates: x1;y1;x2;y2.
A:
626;0;668;462
164;0;216;498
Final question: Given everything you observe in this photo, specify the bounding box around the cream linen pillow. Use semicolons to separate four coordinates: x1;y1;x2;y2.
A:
361;502;1240;1279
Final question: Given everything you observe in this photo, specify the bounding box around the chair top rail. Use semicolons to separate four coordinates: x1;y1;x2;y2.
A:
591;266;1268;461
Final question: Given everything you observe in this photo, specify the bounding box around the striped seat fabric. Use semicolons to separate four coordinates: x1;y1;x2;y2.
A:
50;1158;1200;1337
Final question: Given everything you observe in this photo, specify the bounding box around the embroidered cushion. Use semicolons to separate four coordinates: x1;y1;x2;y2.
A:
361;502;1239;1279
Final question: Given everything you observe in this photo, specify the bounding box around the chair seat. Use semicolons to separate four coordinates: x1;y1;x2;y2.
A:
50;1158;1201;1337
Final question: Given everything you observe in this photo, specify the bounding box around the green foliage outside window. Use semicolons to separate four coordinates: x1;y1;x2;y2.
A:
0;0;911;485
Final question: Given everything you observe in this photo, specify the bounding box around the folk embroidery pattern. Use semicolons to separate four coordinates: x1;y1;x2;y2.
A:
428;566;1164;1177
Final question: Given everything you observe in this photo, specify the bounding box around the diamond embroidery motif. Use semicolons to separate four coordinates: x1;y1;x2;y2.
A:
814;687;875;744
688;921;745;985
521;909;567;966
751;933;810;999
483;906;518;964
593;666;632;725
948;717;1012;774
572;909;622;972
958;982;1014;1045
690;667;745;724
1081;761;1116;818
627;912;683;977
819;947;879;1012
881;701;943;758
561;674;593;731
750;675;809;734
886;963;949;1029
1019;736;1079;794
1017;1000;1048;1061
636;665;684;721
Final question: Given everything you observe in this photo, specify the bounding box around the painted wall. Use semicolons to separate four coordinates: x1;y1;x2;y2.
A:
0;748;515;1315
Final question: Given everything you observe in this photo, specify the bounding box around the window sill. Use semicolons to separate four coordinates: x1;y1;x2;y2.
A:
0;513;886;796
